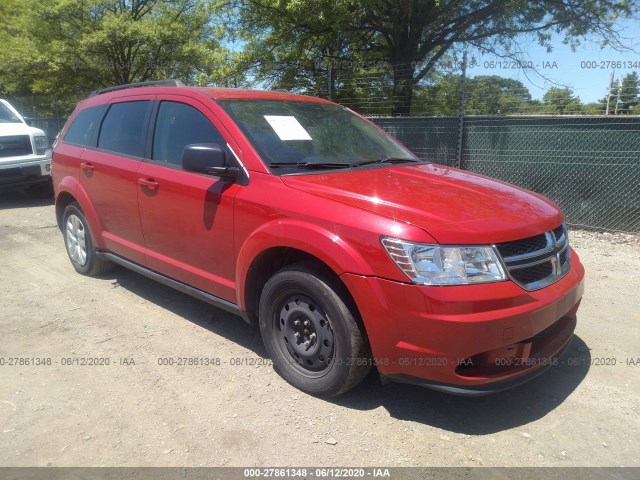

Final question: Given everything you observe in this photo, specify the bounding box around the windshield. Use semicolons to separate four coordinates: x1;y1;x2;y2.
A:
0;102;24;123
218;99;418;171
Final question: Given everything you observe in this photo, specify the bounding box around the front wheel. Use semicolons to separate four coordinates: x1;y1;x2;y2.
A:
259;263;370;397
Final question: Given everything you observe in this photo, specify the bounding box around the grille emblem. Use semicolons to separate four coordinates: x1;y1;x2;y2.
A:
496;225;570;291
550;255;560;275
546;231;565;276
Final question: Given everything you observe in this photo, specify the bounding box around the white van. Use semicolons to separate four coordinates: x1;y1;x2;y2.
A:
0;99;52;193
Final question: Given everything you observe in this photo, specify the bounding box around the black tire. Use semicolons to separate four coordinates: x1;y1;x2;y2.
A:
259;263;370;397
62;202;112;276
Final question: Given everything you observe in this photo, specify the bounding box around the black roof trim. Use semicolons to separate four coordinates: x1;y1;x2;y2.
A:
90;79;185;97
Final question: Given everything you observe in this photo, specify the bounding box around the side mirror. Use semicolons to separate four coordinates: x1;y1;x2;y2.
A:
181;143;240;179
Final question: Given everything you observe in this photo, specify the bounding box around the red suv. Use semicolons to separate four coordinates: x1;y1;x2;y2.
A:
52;80;585;397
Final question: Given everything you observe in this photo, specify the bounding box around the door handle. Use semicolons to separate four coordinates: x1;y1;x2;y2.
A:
138;178;159;190
80;162;94;172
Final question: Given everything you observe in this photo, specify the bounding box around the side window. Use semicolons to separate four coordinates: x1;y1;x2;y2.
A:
152;101;226;165
64;105;106;147
97;101;151;157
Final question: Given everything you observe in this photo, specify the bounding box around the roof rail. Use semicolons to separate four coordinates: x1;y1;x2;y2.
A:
90;79;185;97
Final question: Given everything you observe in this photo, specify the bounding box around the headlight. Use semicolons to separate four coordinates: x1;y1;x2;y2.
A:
381;237;506;285
34;135;49;155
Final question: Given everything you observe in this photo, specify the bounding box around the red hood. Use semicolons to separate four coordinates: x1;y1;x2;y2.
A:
281;164;563;244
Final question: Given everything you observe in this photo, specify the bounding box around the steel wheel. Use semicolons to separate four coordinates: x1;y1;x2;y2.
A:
276;293;335;377
259;263;371;397
65;214;87;266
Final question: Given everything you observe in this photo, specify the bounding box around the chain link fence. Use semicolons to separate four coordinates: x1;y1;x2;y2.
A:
372;115;640;232
251;58;640;232
3;73;639;232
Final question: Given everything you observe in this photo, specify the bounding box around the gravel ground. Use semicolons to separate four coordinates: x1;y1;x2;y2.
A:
0;191;638;467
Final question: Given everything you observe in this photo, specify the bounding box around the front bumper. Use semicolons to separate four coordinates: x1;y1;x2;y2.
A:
0;155;51;189
381;337;573;396
340;248;585;393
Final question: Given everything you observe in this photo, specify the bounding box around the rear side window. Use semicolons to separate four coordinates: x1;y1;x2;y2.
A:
64;105;106;146
98;101;151;157
152;101;226;165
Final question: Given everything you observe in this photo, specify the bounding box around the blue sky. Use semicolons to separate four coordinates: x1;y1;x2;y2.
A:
466;17;640;103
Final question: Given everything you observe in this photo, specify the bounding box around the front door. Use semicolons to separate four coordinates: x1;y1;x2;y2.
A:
137;97;241;302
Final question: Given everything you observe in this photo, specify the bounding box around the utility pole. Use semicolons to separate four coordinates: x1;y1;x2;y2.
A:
615;77;624;115
456;50;467;169
54;94;61;133
606;70;615;116
327;65;332;101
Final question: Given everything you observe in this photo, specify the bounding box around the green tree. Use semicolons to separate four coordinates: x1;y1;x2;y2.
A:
467;76;532;115
612;72;640;114
542;87;582;114
0;0;228;100
599;72;640;115
413;75;533;115
582;102;606;115
238;0;638;115
413;75;461;115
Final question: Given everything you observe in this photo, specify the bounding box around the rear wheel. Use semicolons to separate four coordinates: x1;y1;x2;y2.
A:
62;203;112;276
259;263;370;397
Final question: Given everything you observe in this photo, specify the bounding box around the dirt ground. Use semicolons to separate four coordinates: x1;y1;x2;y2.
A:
0;190;638;468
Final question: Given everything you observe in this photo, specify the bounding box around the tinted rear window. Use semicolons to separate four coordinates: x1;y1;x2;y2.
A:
64;105;106;146
97;101;151;157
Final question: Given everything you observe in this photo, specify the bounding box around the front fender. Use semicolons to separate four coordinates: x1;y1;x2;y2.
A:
235;219;373;311
56;176;106;249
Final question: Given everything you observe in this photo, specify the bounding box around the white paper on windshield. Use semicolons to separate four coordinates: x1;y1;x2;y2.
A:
264;115;312;141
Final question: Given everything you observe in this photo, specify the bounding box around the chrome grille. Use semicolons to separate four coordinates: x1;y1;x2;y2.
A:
495;233;548;258
0;135;32;158
496;224;571;291
552;225;566;242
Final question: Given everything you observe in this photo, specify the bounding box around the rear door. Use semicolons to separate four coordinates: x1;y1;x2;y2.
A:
137;96;242;302
54;104;107;197
80;97;153;264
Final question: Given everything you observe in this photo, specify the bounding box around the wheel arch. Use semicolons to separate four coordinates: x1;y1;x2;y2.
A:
243;247;325;324
55;191;76;230
238;221;372;333
55;177;105;249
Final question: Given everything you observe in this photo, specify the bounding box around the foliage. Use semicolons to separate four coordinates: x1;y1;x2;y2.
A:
542;87;583;114
2;0;638;118
600;72;640;114
413;75;534;115
236;0;640;115
0;0;228;105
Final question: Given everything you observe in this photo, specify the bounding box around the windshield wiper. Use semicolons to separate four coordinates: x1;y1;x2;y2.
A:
269;157;421;170
269;161;354;169
352;157;421;167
